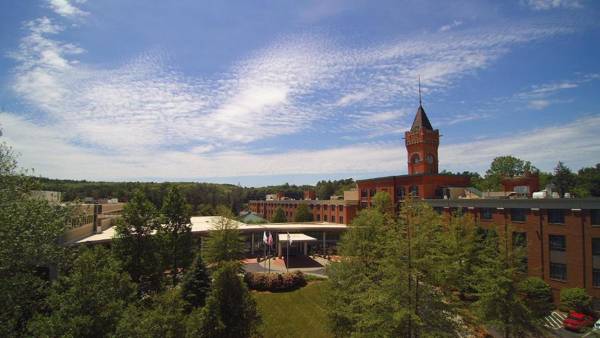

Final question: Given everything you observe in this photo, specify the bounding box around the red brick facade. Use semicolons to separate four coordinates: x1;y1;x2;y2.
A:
428;199;600;301
249;199;358;224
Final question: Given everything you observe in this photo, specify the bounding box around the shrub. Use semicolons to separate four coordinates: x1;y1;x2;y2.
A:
560;288;591;313
518;277;554;318
244;271;306;291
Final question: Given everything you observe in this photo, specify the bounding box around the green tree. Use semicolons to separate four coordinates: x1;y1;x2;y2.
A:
439;210;479;299
28;246;136;337
560;288;591;313
159;186;194;286
0;143;70;337
519;277;554;319
575;163;600;197
371;191;393;215
186;261;260;338
481;156;538;191
202;206;245;266
474;227;535;338
293;203;313;222
552;161;576;197
113;189;162;294
327;200;457;337
271;206;287;223
181;252;211;310
115;289;188;338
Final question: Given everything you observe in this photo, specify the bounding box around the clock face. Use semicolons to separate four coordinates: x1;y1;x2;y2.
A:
426;154;434;164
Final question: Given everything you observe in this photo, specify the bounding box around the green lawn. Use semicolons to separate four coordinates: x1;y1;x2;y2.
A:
254;282;332;338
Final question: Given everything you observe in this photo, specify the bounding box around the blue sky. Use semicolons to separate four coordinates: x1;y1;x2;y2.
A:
0;0;599;186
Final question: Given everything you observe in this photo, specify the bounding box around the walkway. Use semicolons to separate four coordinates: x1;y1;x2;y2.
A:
243;256;332;278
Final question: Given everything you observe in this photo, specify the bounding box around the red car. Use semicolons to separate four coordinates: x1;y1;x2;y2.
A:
563;311;595;332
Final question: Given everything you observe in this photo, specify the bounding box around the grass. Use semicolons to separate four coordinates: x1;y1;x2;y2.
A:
254;281;332;338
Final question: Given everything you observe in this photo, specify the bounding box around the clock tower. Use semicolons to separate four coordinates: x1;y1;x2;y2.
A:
404;84;439;175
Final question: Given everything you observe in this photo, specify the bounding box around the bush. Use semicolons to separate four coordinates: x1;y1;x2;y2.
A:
244;271;306;291
560;288;591;313
518;277;554;318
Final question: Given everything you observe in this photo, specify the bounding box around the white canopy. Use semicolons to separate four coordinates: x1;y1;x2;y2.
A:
277;233;317;243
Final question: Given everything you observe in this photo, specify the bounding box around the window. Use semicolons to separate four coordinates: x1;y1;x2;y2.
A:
510;208;527;222
332;216;336;223
513;232;527;248
409;185;419;197
316;214;320;221
411;153;421;164
550;263;567;281
594;269;600;287
513;232;528;272
592;210;600;226
360;202;368;209
548;209;565;224
593;238;600;287
339;205;344;211
369;189;376;197
324;215;328;222
339;216;344;224
549;235;566;251
396;186;406;200
480;208;493;220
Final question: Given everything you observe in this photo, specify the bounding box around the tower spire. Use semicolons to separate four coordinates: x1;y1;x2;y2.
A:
418;75;422;106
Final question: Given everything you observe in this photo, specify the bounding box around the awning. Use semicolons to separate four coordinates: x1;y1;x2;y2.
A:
277;233;317;243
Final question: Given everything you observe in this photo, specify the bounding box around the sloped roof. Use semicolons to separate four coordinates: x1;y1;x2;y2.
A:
410;105;434;131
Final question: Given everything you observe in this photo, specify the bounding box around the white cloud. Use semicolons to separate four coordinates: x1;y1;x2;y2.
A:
439;20;463;32
47;0;88;18
7;14;575;180
524;0;583;10
527;99;551;110
3;111;599;181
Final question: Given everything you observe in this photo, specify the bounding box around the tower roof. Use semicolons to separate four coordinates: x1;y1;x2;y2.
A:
410;105;434;132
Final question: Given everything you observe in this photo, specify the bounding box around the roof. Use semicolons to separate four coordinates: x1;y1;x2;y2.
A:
277;233;318;242
75;216;347;245
410;105;434;131
424;198;600;210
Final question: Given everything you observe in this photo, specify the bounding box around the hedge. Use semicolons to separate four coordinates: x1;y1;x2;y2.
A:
244;271;306;291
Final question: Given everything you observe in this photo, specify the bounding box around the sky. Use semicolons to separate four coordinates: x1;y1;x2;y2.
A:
0;0;599;186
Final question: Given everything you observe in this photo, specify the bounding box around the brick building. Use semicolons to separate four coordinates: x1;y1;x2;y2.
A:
427;198;600;300
249;198;358;224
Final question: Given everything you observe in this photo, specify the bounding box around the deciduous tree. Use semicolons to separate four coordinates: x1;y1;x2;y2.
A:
27;246;136;337
202;206;245;266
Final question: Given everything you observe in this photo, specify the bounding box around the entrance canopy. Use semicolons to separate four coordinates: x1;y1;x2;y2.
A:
277;233;317;243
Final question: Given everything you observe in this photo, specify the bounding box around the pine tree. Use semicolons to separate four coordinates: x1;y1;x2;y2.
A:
474;226;535;338
293;203;313;222
186;261;260;338
271;206;287;223
159;186;193;286
181;252;211;309
113;189;162;294
552;161;576;196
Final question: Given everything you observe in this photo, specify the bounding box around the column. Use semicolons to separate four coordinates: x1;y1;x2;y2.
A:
304;242;308;255
251;232;255;255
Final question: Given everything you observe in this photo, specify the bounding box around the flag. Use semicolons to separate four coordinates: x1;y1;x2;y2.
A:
287;232;293;245
267;232;273;247
263;231;268;244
